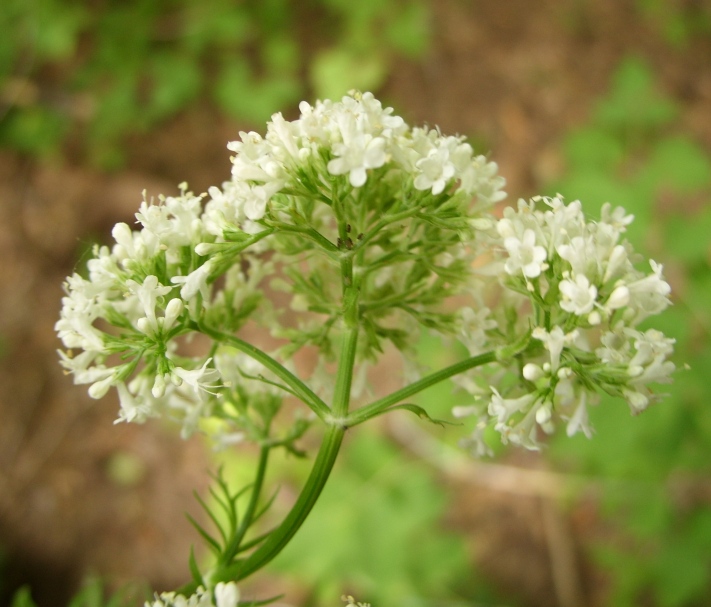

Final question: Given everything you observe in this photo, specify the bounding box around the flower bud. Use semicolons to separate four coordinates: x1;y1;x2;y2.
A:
136;317;152;335
606;285;630;310
162;298;184;332
89;375;114;399
523;363;544;381
152;373;167;398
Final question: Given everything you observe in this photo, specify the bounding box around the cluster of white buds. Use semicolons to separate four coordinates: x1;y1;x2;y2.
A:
145;582;239;607
455;196;675;451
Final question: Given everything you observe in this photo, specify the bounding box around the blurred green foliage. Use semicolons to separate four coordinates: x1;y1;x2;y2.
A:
0;0;430;167
11;578;144;607
270;430;473;607
637;0;711;47
548;56;711;607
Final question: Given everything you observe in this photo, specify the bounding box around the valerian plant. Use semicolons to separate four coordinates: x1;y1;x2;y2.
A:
55;92;674;606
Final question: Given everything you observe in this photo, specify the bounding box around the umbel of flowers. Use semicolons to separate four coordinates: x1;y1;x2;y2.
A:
56;92;674;604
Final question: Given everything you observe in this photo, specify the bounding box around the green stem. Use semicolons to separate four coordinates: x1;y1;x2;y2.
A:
346;336;538;427
345;350;497;426
266;220;339;253
332;324;359;418
196;324;331;421
221;444;270;565
232;424;345;581
344;332;541;428
357;206;421;249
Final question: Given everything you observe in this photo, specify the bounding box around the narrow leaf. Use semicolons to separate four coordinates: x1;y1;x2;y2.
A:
188;545;202;583
194;490;228;545
383;403;457;427
186;513;222;555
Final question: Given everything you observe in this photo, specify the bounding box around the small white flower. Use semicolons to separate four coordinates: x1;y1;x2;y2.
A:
460;419;494;458
126;275;173;334
532;326;568;372
556;235;595;276
601;202;634;231
603;244;629;283
565;392;593;438
502;229;547;278
488;387;536;425
559;273;598;316
214;582;240;607
172;359;222;401
414;145;456;195
144;586;215;607
327;133;387;187
458;306;496;355
115;381;150;423
172;260;214;302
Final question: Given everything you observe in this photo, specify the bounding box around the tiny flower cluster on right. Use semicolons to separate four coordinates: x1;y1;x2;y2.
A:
456;196;675;452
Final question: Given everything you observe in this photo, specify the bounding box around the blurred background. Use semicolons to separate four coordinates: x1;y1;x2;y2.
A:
1;0;710;606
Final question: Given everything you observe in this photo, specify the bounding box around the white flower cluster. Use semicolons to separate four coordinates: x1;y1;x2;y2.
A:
56;92;507;437
145;582;239;607
457;196;675;451
55;183;270;438
215;90;505;227
56;92;673;456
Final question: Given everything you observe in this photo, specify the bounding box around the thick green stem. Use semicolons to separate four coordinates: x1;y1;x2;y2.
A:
231;424;345;581
217;250;360;582
332;324;359;419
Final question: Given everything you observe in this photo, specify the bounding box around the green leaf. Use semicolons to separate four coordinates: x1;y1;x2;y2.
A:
641;136;711;194
663;206;711;263
34;0;87;61
67;578;104;607
146;52;202;123
0;106;68;156
182;3;250;50
594;56;677;133
214;58;300;124
310;47;386;101
263;35;299;75
271;430;469;605
11;587;37;607
186;512;222;555
654;536;710;607
189;545;202;583
563;127;625;171
384;2;430;58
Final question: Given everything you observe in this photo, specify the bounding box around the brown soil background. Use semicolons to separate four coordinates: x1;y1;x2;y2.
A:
1;1;710;606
